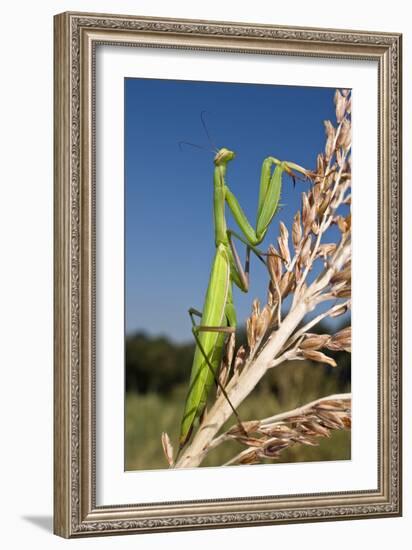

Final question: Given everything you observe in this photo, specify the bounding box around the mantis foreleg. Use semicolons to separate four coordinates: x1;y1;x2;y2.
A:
225;158;308;246
227;229;285;293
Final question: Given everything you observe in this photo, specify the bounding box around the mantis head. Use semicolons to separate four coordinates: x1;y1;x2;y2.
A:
214;148;236;166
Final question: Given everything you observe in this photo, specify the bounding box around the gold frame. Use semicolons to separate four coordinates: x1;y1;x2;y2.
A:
54;11;402;538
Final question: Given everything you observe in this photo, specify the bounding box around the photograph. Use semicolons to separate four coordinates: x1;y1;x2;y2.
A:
53;11;401;537
124;79;352;471
0;0;407;546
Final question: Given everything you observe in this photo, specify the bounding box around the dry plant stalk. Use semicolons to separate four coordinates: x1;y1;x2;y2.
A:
167;89;352;469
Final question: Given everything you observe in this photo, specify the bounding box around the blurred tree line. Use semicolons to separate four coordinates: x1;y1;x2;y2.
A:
125;333;193;394
125;321;350;470
125;321;350;398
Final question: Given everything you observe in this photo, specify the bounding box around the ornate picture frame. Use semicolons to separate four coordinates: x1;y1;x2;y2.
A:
54;11;402;538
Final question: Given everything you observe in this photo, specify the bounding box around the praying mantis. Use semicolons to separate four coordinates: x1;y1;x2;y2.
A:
178;143;309;449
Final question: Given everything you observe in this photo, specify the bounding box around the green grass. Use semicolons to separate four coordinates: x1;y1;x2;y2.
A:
125;359;350;471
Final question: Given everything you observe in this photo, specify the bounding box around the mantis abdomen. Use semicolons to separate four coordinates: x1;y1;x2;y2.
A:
179;243;234;447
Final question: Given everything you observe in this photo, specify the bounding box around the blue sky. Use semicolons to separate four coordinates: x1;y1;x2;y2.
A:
125;78;343;342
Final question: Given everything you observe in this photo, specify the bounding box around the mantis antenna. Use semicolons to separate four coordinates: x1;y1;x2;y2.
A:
200;110;218;152
178;111;219;154
178;141;211;152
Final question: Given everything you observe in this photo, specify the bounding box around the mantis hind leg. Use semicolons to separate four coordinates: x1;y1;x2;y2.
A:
188;307;235;334
188;307;247;438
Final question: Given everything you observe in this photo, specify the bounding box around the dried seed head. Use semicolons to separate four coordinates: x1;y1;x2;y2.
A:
301;192;310;232
237;436;265;448
325;169;336;190
334;90;346;119
301;421;331;438
227;420;261;437
226;331;236;367
255;304;271;340
306;204;317;235
311;221;320;235
259;424;294;438
335;215;350;234
336;326;351;340
318;189;332;216
262;438;290;457
300;333;331;351
268;281;280;308
329;301;350;318
337;118;351;150
279;220;289;243
225;391;351;463
336;148;344;168
330;264;351;285
267;289;273;307
238;449;260;465
300;235;312;266
295;435;319;447
233;345;247;372
314;400;347;411
217;332;236;395
161;432;174;466
334;90;347;123
267;245;282;283
312;182;322;207
246;317;255;350
316;243;337;259
278;221;291;264
246;300;263;349
294;263;302;283
316;153;326;177
292;211;302;251
328;326;351;352
279;271;295;298
279;271;295;297
254;317;266;341
334;287;351;298
301;349;337;368
317;410;345;430
324;120;336;160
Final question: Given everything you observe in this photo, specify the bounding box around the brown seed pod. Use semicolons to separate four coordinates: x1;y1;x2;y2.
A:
278;221;291;264
292;211;302;251
334;89;347;123
233;345;247;372
301;349;337;368
324;120;336;160
300;333;331;351
161;432;174;466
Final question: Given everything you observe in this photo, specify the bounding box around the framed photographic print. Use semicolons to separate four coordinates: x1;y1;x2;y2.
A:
53;11;402;537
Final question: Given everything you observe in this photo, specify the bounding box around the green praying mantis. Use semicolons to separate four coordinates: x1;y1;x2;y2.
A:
178;132;309;450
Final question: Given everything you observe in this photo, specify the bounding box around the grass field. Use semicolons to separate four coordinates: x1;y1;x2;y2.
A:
125;359;351;470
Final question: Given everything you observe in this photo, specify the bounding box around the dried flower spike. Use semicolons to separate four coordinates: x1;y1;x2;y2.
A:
161;432;175;466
